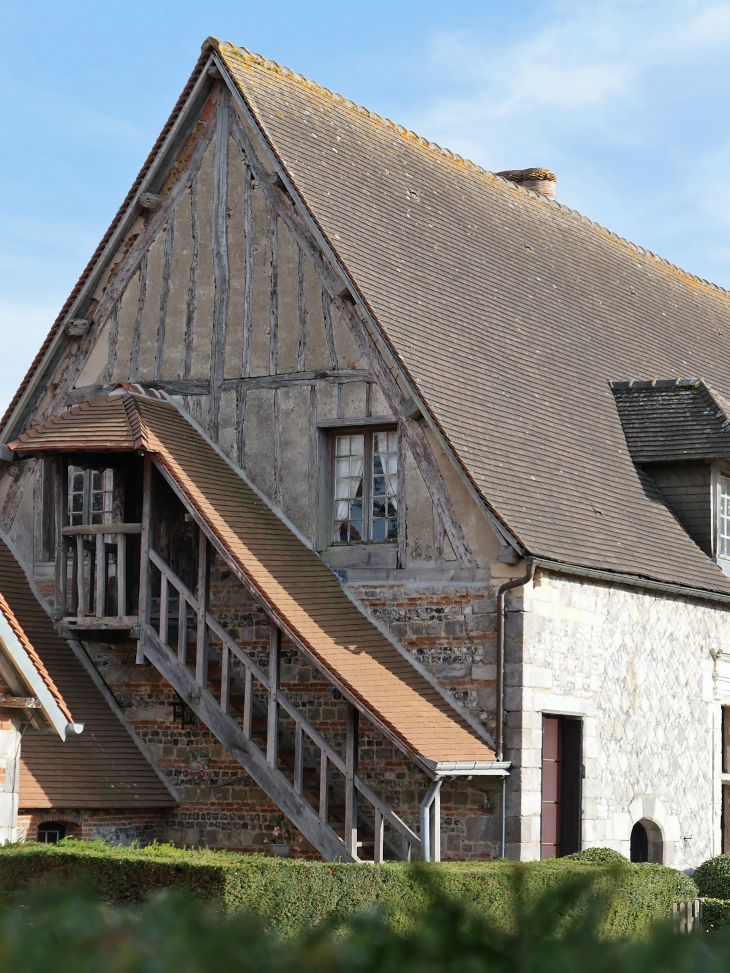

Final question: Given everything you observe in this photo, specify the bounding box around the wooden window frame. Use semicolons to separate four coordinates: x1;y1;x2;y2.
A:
330;426;399;547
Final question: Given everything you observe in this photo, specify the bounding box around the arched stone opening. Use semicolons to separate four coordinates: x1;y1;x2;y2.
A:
630;818;663;863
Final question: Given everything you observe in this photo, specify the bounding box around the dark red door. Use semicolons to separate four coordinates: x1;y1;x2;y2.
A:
541;716;562;859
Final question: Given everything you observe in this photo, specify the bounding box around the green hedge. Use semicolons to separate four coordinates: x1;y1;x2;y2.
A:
0;841;696;938
699;898;730;931
693;853;730;898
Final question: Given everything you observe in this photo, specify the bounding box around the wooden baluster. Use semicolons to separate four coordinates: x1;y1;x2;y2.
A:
137;456;153;664
319;753;329;824
53;458;67;617
374;808;384;864
220;643;230;714
88;537;96;616
70;541;78;615
195;528;209;685
243;668;253;738
95;532;105;618
117;533;127;618
345;703;359;859
294;724;304;796
177;595;187;663
76;535;86;617
159;575;169;644
432;783;441;863
267;625;280;768
404;839;412;863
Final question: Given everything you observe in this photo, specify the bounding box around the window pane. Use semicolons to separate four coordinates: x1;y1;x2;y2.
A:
370;429;398;542
333;434;365;543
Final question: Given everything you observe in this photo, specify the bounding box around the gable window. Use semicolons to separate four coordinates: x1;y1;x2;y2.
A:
333;430;398;544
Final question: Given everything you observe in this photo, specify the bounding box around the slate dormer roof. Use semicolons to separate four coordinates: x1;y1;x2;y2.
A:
611;379;730;463
8;39;730;597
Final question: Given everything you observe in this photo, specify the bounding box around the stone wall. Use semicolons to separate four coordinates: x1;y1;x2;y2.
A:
18;808;166;845
507;571;730;870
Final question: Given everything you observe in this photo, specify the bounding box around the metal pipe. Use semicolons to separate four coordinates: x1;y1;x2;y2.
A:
420;778;444;862
495;558;536;762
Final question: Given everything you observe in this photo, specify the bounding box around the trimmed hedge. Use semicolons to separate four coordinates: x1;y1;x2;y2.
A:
0;840;696;938
699;898;730;931
693;853;730;899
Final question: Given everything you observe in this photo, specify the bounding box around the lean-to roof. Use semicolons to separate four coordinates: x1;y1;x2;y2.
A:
11;390;498;769
214;40;730;595
0;537;177;808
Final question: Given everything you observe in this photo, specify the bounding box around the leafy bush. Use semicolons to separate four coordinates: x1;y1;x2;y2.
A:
0;874;722;973
0;839;696;939
700;898;730;931
694;854;730;899
563;847;629;865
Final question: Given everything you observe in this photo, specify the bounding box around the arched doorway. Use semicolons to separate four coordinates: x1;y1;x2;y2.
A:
37;821;66;844
630;819;663;863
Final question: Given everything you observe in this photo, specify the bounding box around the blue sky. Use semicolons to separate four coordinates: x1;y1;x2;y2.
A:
2;0;730;412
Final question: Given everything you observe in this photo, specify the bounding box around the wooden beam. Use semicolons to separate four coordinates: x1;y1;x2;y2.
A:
269;210;279;376
62;523;142;536
61;615;139;632
184;173;199;382
95;532;105;618
195;527;209;685
345;703;359;860
142;623;353;862
128;253;148;383
322;290;338;369
267;624;281;768
397;427;407;569
242;164;253;379
53;457;67;618
103;302;120;387
317;415;396;429
137;455;153;664
208;84;230;442
155;212;175;382
294;723;304;796
0;695;41;709
297;247;306;372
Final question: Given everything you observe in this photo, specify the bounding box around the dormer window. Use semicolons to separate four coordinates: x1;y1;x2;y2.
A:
720;476;730;560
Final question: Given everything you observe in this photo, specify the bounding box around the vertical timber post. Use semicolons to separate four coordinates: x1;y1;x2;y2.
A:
137;456;153;664
345;703;359;860
53;458;67;618
267;624;281;768
195;528;209;686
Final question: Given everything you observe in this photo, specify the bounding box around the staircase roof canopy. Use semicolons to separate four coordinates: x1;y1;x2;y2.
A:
10;388;498;770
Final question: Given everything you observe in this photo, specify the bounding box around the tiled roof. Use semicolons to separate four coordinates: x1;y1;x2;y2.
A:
212;40;730;595
0;538;177;808
0;590;74;725
611;379;730;463
11;391;497;769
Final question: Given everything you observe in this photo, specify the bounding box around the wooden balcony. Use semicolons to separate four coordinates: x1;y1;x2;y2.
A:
56;523;141;637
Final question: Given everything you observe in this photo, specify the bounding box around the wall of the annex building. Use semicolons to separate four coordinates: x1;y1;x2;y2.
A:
506;571;727;871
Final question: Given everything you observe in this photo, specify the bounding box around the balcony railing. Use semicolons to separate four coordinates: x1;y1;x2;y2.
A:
57;523;141;631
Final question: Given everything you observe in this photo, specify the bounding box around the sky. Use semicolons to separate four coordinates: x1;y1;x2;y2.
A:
1;0;730;413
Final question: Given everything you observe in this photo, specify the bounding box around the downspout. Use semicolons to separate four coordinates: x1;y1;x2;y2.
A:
496;558;536;763
496;558;535;861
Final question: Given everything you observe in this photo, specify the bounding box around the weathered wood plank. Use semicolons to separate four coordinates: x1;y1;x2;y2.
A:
0;464;32;534
337;384;344;419
317;415;396;429
103;302;120;387
273;388;282;508
267;624;280;768
154;214;176;382
308;385;317;546
242;164;253;378
236;387;247;469
365;382;373;417
128;254;148;383
373;808;384;863
117;532;127;618
75;534;85;618
319;753;329;824
53;458;67;617
137;455;153;664
62;523;142;536
297;247;307;371
269;212;279;375
397;427;407;569
95;532;105;618
322;291;338;369
0;695;41;709
294;723;304;796
433;502;444;566
142;624;354;862
184;174;199;382
345;703;359;859
208;85;231;442
195;528;209;685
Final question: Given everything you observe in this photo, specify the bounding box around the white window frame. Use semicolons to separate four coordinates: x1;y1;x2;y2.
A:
331;427;399;545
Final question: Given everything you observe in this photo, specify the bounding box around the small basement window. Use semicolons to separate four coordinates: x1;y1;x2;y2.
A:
333;430;398;544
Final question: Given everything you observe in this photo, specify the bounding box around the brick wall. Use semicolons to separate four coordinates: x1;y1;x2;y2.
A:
18;808;166;845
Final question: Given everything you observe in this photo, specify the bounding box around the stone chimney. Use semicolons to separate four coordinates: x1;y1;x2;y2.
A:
496;167;557;200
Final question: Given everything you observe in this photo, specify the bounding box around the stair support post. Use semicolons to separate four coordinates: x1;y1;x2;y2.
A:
53;458;68;617
195;528;209;686
319;754;329;824
267;625;281;768
137;456;154;664
346;703;359;860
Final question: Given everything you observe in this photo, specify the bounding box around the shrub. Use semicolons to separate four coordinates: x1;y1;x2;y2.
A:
563;847;629;865
694;853;730;899
0;839;696;939
700;898;730;931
